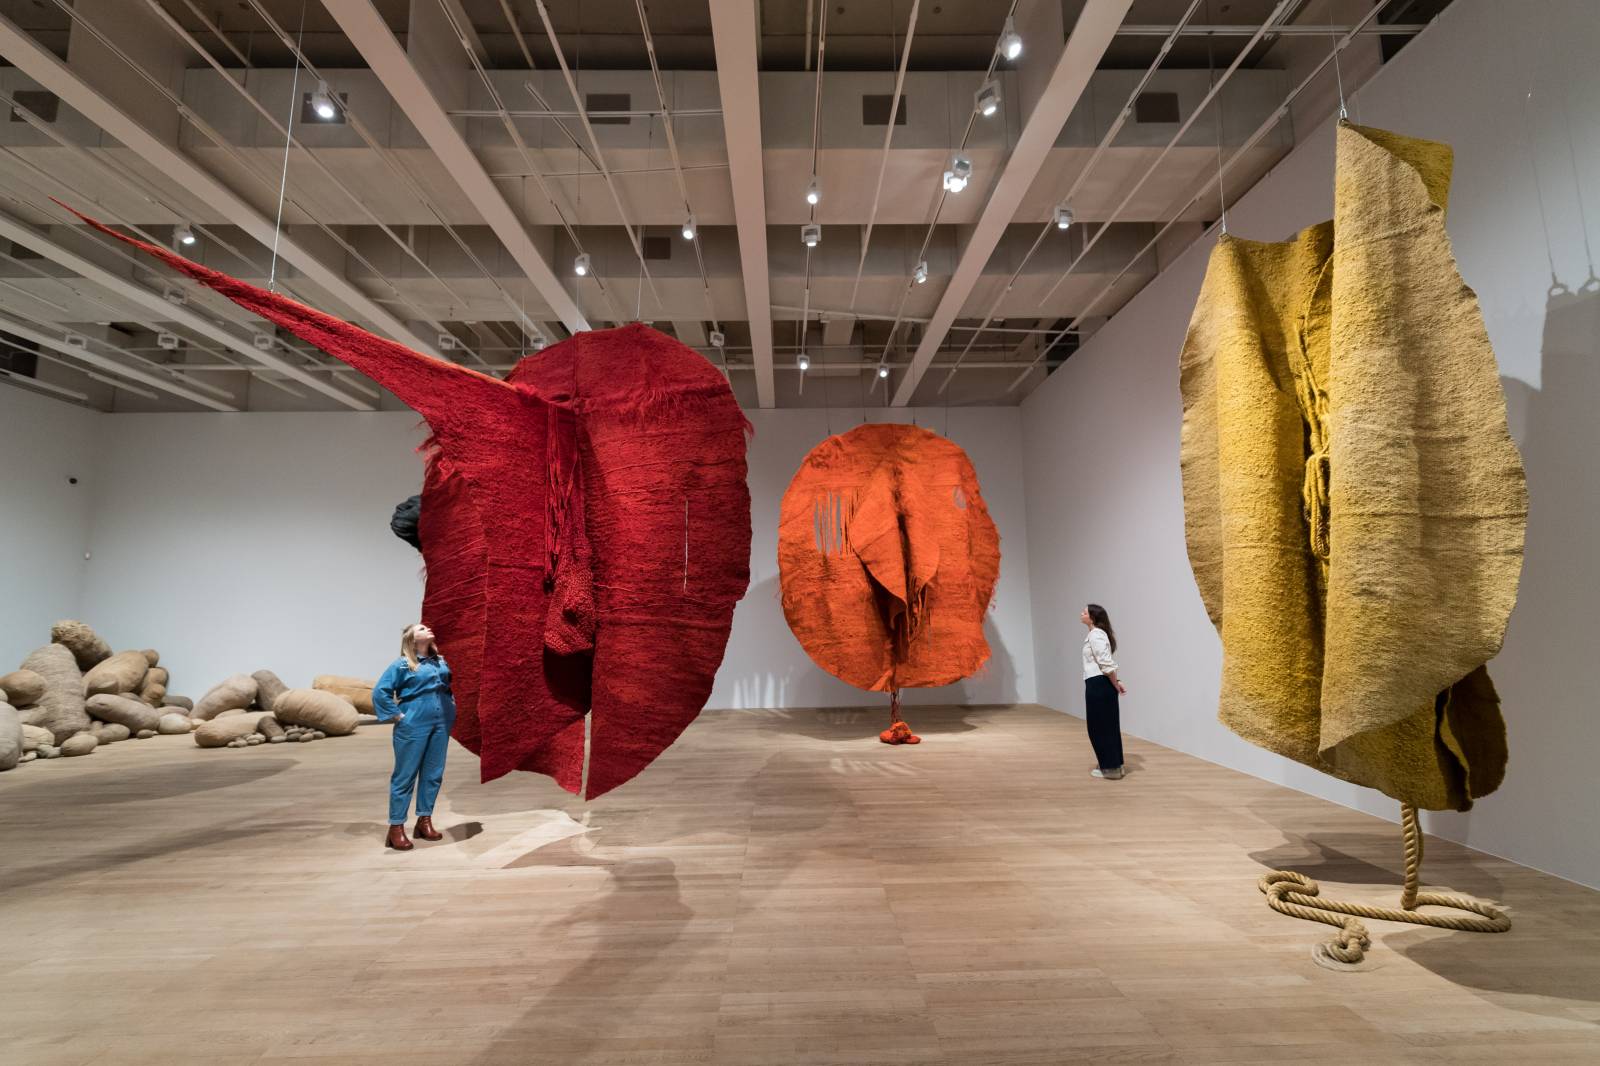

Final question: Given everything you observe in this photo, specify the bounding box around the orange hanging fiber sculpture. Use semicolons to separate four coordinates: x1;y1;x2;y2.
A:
778;424;1000;742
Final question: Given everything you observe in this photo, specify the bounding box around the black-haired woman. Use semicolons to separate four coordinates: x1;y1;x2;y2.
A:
1080;604;1126;780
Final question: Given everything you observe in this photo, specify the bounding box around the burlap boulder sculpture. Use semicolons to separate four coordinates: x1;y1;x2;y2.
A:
82;650;151;697
193;675;258;721
18;644;89;743
0;702;21;771
252;670;289;713
273;689;361;736
194;712;268;748
85;693;163;734
50;620;111;671
0;670;45;708
310;675;371;714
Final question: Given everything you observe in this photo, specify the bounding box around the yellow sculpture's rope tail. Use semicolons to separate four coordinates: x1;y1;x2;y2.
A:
1259;804;1511;965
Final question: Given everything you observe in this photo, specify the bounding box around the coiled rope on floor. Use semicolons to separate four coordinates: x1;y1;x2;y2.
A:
1259;803;1511;965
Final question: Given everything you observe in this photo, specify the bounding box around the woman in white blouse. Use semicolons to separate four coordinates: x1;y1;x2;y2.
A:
1081;604;1127;779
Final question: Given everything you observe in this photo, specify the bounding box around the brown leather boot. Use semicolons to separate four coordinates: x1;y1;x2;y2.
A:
385;824;414;851
414;816;443;841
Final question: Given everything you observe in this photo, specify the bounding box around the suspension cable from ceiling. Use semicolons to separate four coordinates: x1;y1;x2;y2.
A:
429;0;629;331
492;0;607;172
46;0;469;359
932;0;1205;392
1025;0;1296;319
797;0;828;365
530;0;667;317
634;0;725;366
239;0;566;351
146;0;488;350
847;0;920;313
1007;0;1400;391
872;0;1020;373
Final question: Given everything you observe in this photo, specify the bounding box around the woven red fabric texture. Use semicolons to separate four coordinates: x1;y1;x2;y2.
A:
71;208;751;799
778;423;1000;692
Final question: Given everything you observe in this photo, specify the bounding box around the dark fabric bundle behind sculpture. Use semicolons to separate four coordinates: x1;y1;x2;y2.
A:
1178;123;1527;811
778;423;1000;691
71;207;751;799
389;495;422;549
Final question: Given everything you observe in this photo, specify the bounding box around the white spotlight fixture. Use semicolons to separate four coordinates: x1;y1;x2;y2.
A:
1053;204;1075;231
709;329;726;349
998;16;1023;62
681;214;697;241
942;153;973;194
877;364;890;379
574;252;591;277
975;79;1002;118
913;260;929;285
311;80;338;120
174;222;196;247
805;176;822;206
156;331;180;350
252;331;274;351
796;352;811;372
801;223;822;248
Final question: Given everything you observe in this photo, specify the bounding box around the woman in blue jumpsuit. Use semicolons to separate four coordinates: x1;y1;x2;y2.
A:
372;623;456;851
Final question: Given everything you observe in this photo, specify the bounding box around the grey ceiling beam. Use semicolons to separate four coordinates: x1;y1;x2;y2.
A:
709;0;776;409
0;311;239;411
0;10;439;359
320;0;589;336
0;210;374;410
891;0;1134;406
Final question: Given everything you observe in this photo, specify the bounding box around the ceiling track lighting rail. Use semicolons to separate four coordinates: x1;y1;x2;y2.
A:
634;0;725;356
402;0;615;333
847;0;921;312
250;0;583;345
141;0;509;360
38;0;453;365
870;0;1017;375
529;0;665;315
1007;0;1403;392
932;0;1204;396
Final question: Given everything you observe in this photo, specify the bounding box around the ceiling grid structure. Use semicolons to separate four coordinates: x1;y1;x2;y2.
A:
0;0;1448;412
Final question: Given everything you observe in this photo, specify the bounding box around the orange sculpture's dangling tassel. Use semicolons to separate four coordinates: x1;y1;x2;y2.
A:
879;689;921;745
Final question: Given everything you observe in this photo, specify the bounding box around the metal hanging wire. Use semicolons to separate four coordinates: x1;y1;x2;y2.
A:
1207;1;1230;235
268;0;307;292
1330;2;1350;121
1005;0;1402;392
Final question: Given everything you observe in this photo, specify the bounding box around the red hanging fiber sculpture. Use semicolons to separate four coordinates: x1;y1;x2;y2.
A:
778;423;1000;742
64;206;751;799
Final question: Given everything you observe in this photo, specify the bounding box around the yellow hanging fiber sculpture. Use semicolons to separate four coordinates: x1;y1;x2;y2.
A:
1180;122;1528;813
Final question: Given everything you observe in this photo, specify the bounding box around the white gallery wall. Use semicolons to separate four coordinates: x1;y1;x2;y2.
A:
4;402;1033;712
1021;0;1600;888
0;387;101;669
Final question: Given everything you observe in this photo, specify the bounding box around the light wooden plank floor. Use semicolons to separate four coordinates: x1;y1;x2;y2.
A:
2;704;1598;1065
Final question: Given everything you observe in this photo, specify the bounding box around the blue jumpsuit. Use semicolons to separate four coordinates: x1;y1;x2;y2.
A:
371;656;456;825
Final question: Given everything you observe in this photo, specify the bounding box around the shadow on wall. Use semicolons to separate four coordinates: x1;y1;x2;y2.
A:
719;575;804;709
1429;287;1600;864
718;577;1020;710
956;614;1018;704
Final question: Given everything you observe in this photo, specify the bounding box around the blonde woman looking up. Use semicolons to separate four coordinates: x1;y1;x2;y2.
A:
372;623;455;851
